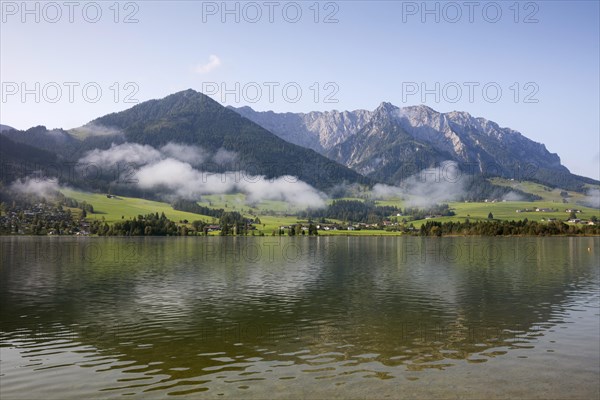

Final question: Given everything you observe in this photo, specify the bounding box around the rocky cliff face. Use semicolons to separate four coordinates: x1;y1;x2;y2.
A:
232;103;573;187
230;106;372;153
393;104;564;171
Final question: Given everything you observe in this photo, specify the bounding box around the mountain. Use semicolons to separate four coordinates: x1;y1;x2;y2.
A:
231;103;597;191
230;106;372;153
1;90;370;191
0;124;15;132
3;91;595;198
0;135;59;183
316;103;447;185
1;125;79;154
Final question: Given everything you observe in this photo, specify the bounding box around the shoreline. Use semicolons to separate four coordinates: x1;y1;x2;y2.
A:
2;234;600;238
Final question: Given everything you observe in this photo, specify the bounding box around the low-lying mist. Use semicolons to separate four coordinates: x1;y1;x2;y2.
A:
371;161;467;207
579;188;600;209
9;149;538;213
77;142;327;209
10;177;61;198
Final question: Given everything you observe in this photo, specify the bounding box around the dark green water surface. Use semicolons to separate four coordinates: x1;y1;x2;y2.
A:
1;236;598;399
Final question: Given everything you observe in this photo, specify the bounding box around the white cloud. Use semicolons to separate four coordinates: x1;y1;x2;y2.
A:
10;177;60;198
371;183;404;199
580;188;600;209
76;142;326;209
238;176;327;209
402;161;467;207
368;162;467;206
74;124;123;138
212;148;238;166
79;143;162;167
134;158;326;208
160;143;208;166
136;158;231;199
194;55;221;74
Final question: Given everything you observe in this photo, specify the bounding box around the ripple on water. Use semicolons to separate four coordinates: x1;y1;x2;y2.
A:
1;237;599;399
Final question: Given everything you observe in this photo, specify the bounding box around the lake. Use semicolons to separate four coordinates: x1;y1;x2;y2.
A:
1;236;598;399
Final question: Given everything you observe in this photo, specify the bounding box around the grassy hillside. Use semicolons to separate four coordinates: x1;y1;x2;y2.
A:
196;194;304;215
61;190;319;235
400;201;598;229
61;189;215;224
60;178;599;236
489;178;596;203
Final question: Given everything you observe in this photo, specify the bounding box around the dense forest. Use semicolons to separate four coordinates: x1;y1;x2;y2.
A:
0;136;60;184
57;193;95;215
417;219;600;236
300;200;457;224
90;90;370;190
402;204;455;220
91;212;182;236
171;199;224;218
300;200;400;223
460;176;541;201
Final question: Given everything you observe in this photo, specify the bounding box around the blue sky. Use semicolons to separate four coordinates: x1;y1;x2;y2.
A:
1;1;599;179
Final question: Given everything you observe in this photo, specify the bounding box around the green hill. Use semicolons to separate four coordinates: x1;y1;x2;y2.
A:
61;189;215;224
87;89;370;190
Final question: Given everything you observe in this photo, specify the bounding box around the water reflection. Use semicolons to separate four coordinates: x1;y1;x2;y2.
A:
1;236;598;398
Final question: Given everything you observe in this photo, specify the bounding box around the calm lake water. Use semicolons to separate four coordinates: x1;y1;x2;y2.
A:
1;236;598;399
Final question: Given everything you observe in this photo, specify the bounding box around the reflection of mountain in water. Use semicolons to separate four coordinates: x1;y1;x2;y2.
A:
1;236;598;396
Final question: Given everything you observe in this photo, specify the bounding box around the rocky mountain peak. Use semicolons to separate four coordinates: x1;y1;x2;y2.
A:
375;101;398;113
231;101;581;188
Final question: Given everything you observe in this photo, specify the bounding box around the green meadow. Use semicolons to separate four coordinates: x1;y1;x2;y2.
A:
407;200;599;228
61;189;307;235
489;177;595;203
61;189;215;224
61;178;599;236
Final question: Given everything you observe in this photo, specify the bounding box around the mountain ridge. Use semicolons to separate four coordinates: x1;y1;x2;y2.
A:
231;103;594;190
1;90;371;191
2;91;597;196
